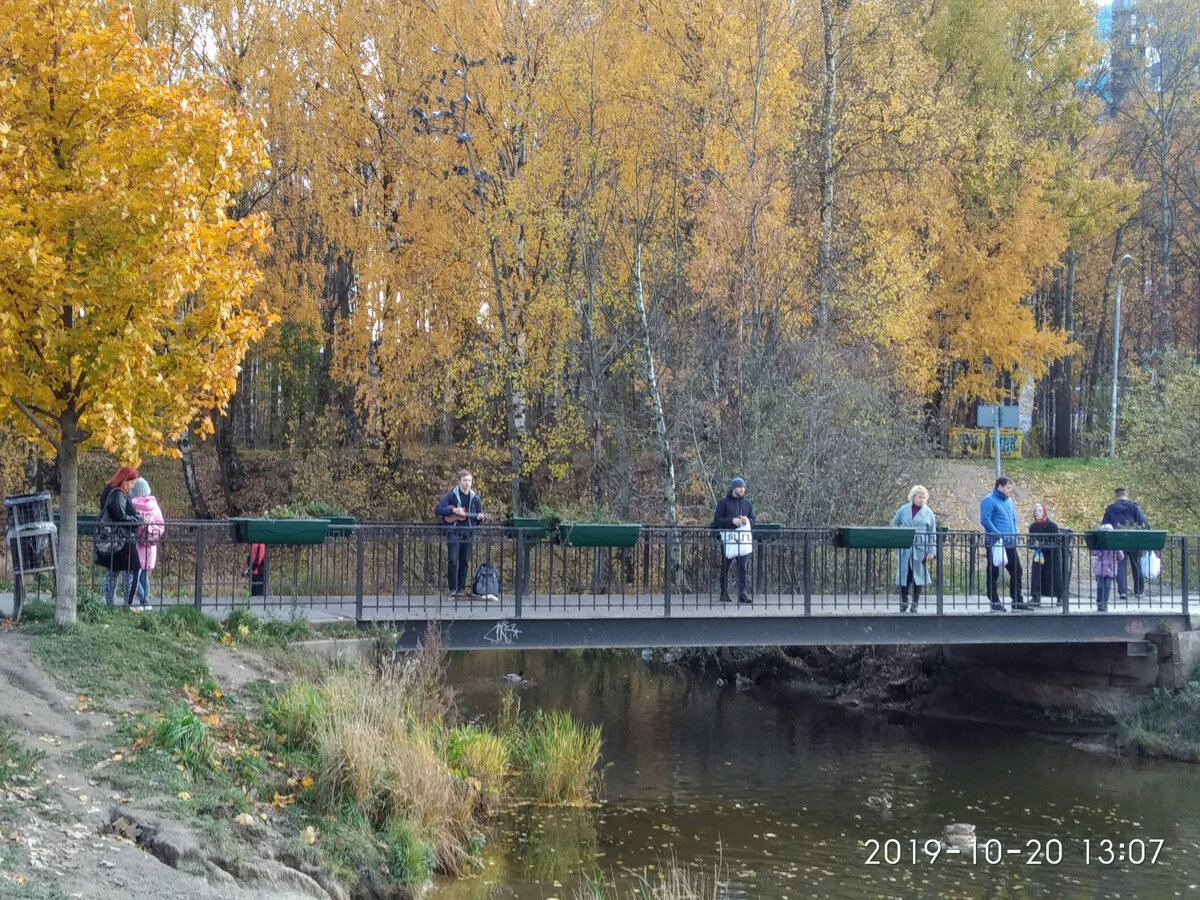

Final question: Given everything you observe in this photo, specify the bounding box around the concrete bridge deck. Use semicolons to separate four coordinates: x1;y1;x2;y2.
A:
181;591;1192;649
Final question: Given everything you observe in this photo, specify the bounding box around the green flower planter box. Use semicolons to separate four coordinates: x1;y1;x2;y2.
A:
509;516;550;541
834;526;916;549
1083;529;1167;552
54;513;99;535
228;518;331;545
753;522;783;542
556;523;642;548
326;516;356;537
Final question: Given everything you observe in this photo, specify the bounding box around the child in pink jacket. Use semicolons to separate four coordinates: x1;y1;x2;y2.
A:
128;477;165;609
1091;523;1124;613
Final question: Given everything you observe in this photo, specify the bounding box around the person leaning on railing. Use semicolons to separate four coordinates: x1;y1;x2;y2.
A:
1102;487;1151;601
95;466;142;605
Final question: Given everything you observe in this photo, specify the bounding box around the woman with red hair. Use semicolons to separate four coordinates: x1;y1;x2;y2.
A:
96;466;142;605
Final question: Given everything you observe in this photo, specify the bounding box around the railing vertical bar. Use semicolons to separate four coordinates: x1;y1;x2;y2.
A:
514;529;524;619
936;530;945;616
664;529;673;617
1062;533;1072;615
1181;536;1189;617
354;528;364;622
803;532;812;616
193;527;204;610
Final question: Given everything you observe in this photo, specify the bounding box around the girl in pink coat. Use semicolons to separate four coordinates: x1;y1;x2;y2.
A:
128;477;165;609
1091;523;1124;613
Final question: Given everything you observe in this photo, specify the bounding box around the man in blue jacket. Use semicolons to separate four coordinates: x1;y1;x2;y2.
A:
980;477;1031;612
434;470;484;599
1102;487;1151;599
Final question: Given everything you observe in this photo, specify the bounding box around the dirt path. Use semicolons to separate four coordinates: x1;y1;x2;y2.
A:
0;632;329;899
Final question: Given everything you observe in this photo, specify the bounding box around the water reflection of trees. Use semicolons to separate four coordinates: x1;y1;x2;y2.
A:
514;805;600;882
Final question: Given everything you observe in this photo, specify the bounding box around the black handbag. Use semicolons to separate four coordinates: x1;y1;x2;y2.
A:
93;503;130;556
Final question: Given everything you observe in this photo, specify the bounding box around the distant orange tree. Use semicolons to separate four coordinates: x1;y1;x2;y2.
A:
0;0;273;624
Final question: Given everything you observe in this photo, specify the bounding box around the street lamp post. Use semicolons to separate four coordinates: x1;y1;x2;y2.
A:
1109;253;1133;460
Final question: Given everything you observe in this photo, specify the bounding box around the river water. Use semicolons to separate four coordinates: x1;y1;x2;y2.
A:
431;649;1200;899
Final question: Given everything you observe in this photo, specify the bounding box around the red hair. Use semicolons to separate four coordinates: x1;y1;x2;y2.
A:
106;466;140;488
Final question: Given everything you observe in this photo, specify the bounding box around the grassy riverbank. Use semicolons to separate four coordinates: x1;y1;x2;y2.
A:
10;596;603;897
1120;677;1200;761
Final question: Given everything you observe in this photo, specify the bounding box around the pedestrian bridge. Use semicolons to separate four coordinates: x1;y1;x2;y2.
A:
8;522;1194;650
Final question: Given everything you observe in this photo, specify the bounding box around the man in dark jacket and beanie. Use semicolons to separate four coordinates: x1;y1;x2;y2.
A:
713;477;755;604
1102;487;1151;599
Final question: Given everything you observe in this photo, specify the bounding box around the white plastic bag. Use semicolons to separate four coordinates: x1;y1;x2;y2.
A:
722;521;753;559
990;543;1006;568
1141;551;1162;580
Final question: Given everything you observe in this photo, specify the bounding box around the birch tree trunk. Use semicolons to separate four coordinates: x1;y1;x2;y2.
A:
179;426;212;520
634;243;678;528
815;0;847;338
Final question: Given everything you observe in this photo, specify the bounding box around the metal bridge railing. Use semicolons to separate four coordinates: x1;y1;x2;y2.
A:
0;522;1192;619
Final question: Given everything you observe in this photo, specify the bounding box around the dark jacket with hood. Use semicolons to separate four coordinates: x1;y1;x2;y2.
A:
94;484;141;571
434;486;483;532
712;492;756;531
1101;498;1150;529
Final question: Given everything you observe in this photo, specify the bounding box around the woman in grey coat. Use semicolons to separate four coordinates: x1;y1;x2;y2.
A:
889;485;937;613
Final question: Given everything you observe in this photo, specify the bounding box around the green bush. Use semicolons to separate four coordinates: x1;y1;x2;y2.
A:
261;616;313;643
266;500;349;519
533;502;619;529
225;607;261;635
227;747;270;785
0;724;44;786
76;588;113;624
131;605;222;641
444;725;509;795
383;817;435;886
18;600;55;624
162;605;222;638
268;683;331;747
513;709;602;805
148;705;219;773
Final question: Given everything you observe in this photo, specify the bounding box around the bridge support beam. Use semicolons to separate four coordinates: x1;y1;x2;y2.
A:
391;614;1191;652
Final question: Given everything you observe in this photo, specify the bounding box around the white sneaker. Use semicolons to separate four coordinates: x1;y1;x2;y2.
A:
141;604;153;611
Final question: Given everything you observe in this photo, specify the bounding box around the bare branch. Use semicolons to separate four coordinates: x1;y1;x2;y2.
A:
10;396;63;454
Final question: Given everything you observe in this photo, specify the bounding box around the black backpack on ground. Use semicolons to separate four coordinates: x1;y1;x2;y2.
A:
472;563;500;600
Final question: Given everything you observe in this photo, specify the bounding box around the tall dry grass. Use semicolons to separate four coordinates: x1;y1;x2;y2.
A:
573;857;723;900
312;645;477;874
273;627;603;887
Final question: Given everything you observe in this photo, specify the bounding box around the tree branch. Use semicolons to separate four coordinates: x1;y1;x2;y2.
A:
10;396;63;455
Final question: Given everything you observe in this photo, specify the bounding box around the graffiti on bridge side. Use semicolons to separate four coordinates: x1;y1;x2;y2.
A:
484;620;521;645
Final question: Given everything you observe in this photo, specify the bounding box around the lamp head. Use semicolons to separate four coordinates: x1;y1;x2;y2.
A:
1119;253;1133;268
